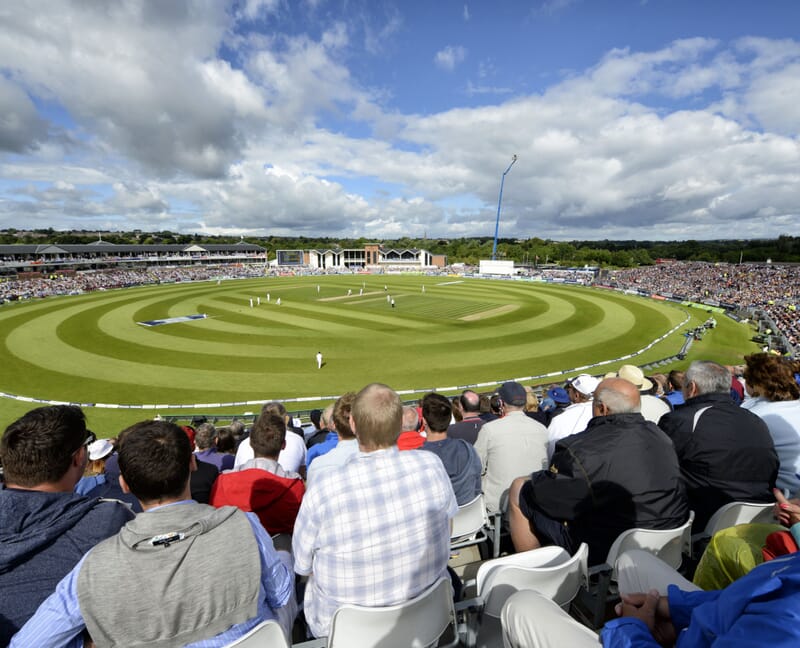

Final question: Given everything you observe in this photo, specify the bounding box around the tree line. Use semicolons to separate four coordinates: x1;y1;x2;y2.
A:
1;229;798;267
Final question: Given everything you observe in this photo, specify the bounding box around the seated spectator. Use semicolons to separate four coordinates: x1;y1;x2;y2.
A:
12;419;297;646
524;386;550;427
293;383;457;639
306;405;337;467
420;392;482;506
235;402;307;477
659;360;778;529
211;414;304;535
82;452;142;513
546;374;599;459
478;393;498;422
397;405;426;450
74;438;115;495
509;378;688;565
183;425;219;504
214;425;238;457
306;393;357;485
613;364;671;423
475;381;549;513
0;406;133;645
194;422;234;472
448;390;486;444
741;353;800;495
304;408;328;448
546;385;571;418
664;369;685;408
502;546;800;647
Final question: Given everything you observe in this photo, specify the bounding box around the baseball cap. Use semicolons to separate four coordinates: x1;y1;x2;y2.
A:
547;387;570;404
498;381;527;407
568;374;600;397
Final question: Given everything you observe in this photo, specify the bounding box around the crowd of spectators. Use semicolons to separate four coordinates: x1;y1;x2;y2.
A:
609;262;799;347
2;354;800;645
0;264;267;303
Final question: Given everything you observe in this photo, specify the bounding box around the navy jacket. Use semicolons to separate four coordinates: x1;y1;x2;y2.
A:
0;487;133;644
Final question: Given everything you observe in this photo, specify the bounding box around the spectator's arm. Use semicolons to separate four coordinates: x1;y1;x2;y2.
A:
10;558;87;648
244;513;297;637
600;617;662;648
473;428;489;474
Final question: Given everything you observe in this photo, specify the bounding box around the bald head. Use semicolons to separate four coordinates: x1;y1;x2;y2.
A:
593;378;641;417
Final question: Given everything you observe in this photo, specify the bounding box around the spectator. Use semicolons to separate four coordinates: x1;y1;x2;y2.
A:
0;406;133;644
214;425;238;457
546;374;599;459
306;405;338;467
524;386;550;427
474;381;549;513
664;369;686;408
397;405;426;450
420;392;482;506
305;393;357;485
74;438;115;495
741;353;800;495
183;425;219;504
658;360;778;529
194;422;234;472
292;383;457;638
211;414;304;535
509;378;688;565
12;419;296;646
304;409;328;448
448;390;486;444
235;402;307;477
502;546;800;647
613;364;671;423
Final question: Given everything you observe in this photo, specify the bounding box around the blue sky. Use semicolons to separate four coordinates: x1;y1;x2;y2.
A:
0;0;798;240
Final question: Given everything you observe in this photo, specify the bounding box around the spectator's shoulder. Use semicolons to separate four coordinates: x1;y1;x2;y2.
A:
91;497;136;524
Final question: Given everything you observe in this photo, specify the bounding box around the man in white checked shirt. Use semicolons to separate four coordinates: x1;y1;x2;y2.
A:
292;383;458;639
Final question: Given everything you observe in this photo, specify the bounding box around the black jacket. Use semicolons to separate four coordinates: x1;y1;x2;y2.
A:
527;412;688;565
658;392;778;529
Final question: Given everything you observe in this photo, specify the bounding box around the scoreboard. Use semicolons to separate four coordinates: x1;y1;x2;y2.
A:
276;250;304;266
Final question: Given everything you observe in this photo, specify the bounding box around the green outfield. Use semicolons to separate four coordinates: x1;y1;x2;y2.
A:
0;275;760;435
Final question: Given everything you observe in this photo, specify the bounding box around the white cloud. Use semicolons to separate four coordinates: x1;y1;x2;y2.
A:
463;5;470;21
434;45;467;72
0;4;797;241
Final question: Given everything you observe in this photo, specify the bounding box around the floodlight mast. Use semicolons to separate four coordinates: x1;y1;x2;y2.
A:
491;154;518;261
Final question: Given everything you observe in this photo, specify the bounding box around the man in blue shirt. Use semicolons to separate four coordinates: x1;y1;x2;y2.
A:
12;419;295;648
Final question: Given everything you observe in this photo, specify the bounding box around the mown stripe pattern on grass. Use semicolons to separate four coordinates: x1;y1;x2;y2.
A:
0;276;684;406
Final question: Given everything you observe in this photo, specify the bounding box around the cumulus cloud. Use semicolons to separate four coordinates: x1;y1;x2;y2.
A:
0;77;48;153
0;3;797;241
434;45;467;71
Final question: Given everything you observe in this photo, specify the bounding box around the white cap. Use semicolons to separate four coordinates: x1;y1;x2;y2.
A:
569;374;600;397
87;438;114;461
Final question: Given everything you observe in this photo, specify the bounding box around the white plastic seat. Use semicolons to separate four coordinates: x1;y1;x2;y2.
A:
225;619;289;647
574;512;695;629
456;543;589;648
294;576;458;648
701;501;775;537
450;494;490;555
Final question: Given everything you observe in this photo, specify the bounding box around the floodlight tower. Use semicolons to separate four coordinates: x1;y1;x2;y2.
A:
491;154;517;261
